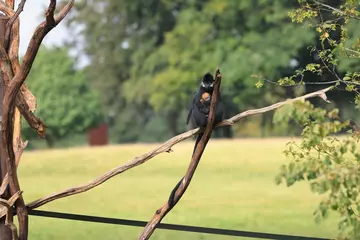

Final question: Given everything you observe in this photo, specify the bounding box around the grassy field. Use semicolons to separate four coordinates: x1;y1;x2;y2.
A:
18;138;338;240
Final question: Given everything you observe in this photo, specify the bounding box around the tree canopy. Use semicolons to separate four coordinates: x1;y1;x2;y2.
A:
270;1;360;239
67;0;339;141
22;46;103;147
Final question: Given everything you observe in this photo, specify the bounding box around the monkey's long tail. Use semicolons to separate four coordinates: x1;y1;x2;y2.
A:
167;129;204;207
191;129;204;156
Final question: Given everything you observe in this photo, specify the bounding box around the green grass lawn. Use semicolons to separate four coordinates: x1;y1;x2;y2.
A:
18;138;338;239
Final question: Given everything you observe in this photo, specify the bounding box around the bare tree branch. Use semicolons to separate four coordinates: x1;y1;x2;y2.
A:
0;191;21;218
27;86;333;210
0;0;18;49
343;47;360;56
0;175;9;196
0;41;46;138
0;1;74;239
11;1;26;173
0;1;45;138
46;0;56;25
5;0;25;39
12;0;74;90
139;69;222;239
0;191;21;240
15;95;46;138
0;125;24;198
5;0;25;71
1;44;28;239
313;0;360;20
260;77;342;87
13;107;28;167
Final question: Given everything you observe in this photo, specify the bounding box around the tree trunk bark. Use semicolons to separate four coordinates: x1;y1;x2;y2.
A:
167;112;179;137
0;14;14;240
0;219;12;240
0;50;12;240
45;134;55;148
222;125;233;138
260;114;266;137
0;77;13;240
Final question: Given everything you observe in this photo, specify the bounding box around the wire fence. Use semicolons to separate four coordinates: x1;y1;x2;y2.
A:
25;209;331;240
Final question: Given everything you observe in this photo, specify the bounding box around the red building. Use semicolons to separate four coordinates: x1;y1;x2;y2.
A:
88;123;108;146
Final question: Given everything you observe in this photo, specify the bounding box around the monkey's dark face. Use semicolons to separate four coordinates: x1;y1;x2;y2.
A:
200;73;215;90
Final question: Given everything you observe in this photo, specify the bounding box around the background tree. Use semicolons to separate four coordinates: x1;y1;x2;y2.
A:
268;1;360;239
66;0;182;142
65;0;325;142
21;46;103;148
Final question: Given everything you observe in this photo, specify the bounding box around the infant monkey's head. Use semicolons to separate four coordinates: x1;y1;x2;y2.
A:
200;92;211;104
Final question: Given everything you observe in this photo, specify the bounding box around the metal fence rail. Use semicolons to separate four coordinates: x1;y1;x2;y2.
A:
26;209;331;240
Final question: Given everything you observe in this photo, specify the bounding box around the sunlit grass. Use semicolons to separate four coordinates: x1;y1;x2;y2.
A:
18;138;338;239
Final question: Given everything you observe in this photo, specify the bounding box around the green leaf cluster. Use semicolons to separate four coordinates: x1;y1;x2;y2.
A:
22;46;103;145
275;100;360;239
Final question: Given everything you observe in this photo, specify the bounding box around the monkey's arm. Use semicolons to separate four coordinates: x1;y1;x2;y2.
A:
186;92;197;125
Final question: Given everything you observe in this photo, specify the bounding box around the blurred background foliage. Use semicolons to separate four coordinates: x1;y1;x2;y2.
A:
23;0;360;146
19;0;360;238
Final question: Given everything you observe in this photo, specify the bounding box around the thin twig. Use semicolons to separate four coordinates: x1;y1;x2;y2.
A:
5;0;24;74
313;0;360;20
260;76;360;88
45;0;56;25
0;191;21;218
5;0;26;42
11;0;74;91
27;86;333;210
315;49;342;82
261;77;342;87
343;47;360;57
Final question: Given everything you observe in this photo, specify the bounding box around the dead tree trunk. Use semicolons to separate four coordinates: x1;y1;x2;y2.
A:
0;13;12;240
0;1;74;239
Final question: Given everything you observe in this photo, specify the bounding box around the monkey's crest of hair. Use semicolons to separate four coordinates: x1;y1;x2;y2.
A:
202;73;214;84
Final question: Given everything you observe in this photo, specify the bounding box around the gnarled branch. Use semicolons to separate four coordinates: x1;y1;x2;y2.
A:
12;0;74;90
0;40;46;138
0;0;45;138
0;122;24;197
1;1;74;239
6;0;23;74
0;191;22;240
27;86;332;210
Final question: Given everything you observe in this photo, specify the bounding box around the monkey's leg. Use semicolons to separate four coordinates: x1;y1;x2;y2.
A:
192;106;208;127
213;103;224;126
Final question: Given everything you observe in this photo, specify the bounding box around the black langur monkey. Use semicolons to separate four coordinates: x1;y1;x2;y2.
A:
167;73;224;207
186;73;224;128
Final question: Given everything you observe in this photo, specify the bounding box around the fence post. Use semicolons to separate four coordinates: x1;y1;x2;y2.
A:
0;13;12;240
